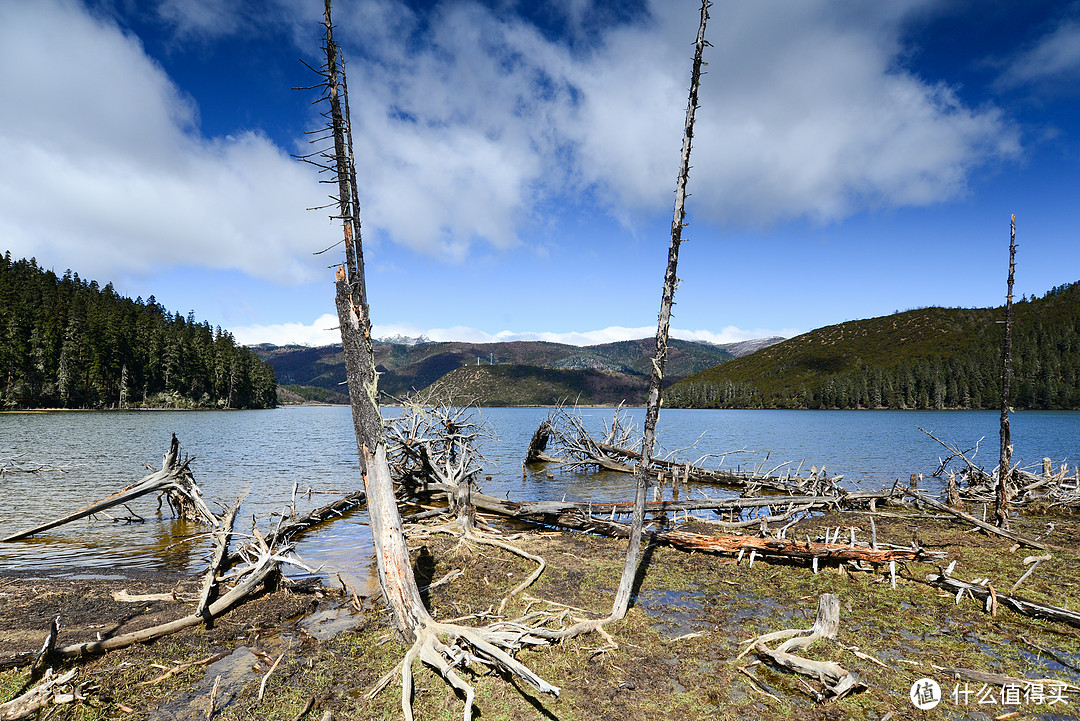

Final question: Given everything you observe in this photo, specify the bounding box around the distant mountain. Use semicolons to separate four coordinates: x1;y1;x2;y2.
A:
255;337;742;405
438;365;649;406
667;281;1080;410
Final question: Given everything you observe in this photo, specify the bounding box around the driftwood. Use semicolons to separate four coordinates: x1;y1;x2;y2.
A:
219;489;368;571
197;501;240;620
1;435;214;542
425;483;940;567
922;426;1080;510
0;455;79;478
740;594;864;700
932;665;1078;694
903;487;1060;551
530;407;845;497
926;571;1080;629
0;668;79;721
54;544;283;658
524;419;557;464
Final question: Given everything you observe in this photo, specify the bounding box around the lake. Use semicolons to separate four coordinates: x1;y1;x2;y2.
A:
1;406;1077;586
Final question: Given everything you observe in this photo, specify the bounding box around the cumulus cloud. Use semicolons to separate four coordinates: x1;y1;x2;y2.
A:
0;0;328;285
230;317;795;348
328;0;1021;245
997;10;1080;89
0;0;1024;288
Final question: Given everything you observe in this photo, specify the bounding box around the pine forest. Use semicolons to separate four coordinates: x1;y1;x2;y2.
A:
668;280;1080;410
0;253;277;410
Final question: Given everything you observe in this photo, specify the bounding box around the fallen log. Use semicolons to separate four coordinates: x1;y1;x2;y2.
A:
926;572;1080;629
594;441;844;494
424;483;940;566
197;501;240;620
229;489;367;565
54;548;281;658
932;665;1079;694
1;435;214;542
525;408;845;495
903;488;1061;551
569;513;941;566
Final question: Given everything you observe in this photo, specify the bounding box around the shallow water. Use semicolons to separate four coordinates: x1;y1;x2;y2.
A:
1;406;1076;578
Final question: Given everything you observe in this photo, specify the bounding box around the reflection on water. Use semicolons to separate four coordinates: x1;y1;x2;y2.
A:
1;407;1077;576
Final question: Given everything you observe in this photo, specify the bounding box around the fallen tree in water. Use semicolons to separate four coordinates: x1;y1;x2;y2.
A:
1;434;214;543
922;426;1080;512
528;405;846;497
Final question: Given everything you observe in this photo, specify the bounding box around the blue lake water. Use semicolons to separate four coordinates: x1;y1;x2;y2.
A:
1;406;1076;583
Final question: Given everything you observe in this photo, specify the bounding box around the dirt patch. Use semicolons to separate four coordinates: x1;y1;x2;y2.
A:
2;509;1079;720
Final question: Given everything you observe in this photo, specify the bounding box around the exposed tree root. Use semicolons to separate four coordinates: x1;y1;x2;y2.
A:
738;594;865;701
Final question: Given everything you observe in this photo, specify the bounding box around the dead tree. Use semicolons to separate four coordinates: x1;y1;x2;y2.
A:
996;214;1016;527
385;388;495;528
317;0;425;645
312;4;567;716
1;435;214;542
612;0;711;620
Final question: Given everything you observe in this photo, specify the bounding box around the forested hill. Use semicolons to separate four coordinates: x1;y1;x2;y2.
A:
667;281;1080;410
257;336;749;405
0;254;276;409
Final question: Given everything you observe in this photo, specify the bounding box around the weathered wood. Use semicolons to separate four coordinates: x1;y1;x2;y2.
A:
320;7;561;717
427;483;939;566
611;0;711;621
426;482;900;520
1;435;214;542
933;665;1078;692
997;214;1017;527
744;594;864;699
0;668;78;721
926;572;1080;629
903;487;1060;551
257;489;367;557
28;615;59;681
524;419;557;464
54;550;281;658
197;501;240;620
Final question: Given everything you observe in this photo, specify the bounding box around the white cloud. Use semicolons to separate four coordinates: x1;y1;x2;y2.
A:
998;12;1080;89
568;0;1021;225
0;0;329;286
0;0;1024;287
230;317;795;348
320;0;1022;250
232;313;341;347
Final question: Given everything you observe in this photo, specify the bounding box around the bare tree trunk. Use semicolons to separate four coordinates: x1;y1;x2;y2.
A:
996;214;1016;528
611;0;711;620
322;0;427;641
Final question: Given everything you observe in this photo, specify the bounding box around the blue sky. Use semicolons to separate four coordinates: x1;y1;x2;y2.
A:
1;0;1078;347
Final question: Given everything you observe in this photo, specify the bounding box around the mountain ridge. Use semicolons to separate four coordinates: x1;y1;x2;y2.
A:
256;336;779;405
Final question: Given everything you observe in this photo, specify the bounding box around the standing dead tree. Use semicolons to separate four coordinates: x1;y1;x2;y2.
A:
309;3;623;717
996;214;1017;527
613;0;712;620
